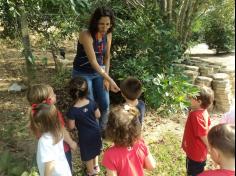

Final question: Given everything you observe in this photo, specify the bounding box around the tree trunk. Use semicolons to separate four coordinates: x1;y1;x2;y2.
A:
19;4;35;84
50;42;60;72
167;0;173;22
183;0;198;44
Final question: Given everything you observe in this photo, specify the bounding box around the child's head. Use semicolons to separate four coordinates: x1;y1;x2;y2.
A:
30;103;62;143
27;84;56;105
190;86;214;109
69;76;88;101
120;77;142;101
105;105;141;147
208;124;235;164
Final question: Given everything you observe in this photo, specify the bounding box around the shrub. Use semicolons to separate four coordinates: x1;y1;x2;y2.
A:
203;0;235;53
143;70;199;116
109;1;197;115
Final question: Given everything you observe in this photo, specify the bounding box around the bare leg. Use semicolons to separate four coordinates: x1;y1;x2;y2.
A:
93;156;100;173
85;159;94;175
93;156;98;166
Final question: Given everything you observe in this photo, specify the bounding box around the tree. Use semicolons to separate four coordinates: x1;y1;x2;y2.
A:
0;0;90;75
19;3;35;84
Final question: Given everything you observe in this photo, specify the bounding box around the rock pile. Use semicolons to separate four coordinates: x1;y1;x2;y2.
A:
212;73;232;112
175;57;235;113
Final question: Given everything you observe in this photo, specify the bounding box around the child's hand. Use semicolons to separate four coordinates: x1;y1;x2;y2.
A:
70;141;78;151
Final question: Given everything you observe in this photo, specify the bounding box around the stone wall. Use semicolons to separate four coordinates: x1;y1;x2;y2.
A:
174;57;235;113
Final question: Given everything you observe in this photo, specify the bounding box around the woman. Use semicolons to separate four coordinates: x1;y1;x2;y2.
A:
72;7;120;131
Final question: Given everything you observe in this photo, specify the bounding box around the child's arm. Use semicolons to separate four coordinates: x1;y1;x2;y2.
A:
67;119;75;130
200;135;209;150
106;169;118;176
144;152;156;170
63;127;77;151
44;161;55;176
95;108;101;119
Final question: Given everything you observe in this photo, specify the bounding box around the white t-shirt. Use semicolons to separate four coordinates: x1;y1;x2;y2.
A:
37;133;72;176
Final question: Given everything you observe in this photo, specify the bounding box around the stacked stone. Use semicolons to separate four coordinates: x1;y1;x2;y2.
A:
188;58;205;68
212;73;232;112
208;63;222;73
219;68;235;96
199;66;215;77
183;65;199;84
195;76;213;87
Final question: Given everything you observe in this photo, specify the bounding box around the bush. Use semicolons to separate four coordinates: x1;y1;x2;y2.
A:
143;70;199;116
203;0;235;53
108;1;198;115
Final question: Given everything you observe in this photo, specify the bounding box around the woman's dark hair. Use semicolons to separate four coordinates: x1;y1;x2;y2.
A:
69;76;88;102
105;105;141;147
88;6;115;37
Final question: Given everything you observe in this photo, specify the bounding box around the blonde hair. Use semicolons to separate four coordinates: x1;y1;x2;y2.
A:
27;84;53;105
105;105;141;147
30;103;63;144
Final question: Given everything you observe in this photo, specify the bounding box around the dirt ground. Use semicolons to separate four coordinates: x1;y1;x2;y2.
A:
0;40;233;175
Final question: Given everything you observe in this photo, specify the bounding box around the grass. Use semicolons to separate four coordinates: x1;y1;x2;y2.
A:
71;132;186;176
146;132;186;176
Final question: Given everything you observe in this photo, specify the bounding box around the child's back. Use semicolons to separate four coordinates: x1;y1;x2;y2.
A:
120;77;146;124
102;106;156;176
199;124;235;176
67;76;102;175
198;169;235;176
103;139;149;176
67;99;102;161
30;103;72;176
37;132;71;176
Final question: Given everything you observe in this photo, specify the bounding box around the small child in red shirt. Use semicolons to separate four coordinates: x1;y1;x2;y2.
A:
182;86;214;176
102;105;156;176
198;123;235;176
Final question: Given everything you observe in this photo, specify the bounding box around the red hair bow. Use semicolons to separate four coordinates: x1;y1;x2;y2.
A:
31;98;52;116
31;103;38;116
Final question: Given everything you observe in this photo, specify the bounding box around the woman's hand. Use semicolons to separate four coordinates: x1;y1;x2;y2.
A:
104;79;110;91
109;79;120;93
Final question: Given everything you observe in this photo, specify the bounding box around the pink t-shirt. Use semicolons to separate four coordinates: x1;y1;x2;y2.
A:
220;107;235;124
102;139;148;176
198;169;235;176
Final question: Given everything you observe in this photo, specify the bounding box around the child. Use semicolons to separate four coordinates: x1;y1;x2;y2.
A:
27;84;77;171
102;105;156;176
120;77;145;125
30;103;72;176
67;76;102;176
182;86;214;176
199;124;235;176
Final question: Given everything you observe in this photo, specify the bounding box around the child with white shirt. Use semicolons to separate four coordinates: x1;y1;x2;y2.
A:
30;103;72;176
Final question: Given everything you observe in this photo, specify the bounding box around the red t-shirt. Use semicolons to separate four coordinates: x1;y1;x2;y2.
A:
102;139;149;176
198;169;235;176
182;109;210;162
